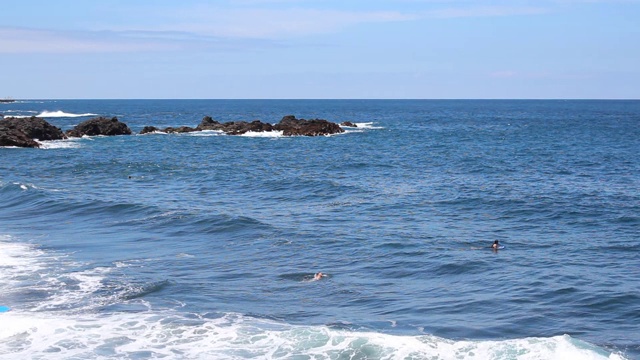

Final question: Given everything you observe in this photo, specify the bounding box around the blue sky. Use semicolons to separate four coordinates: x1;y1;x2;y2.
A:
1;0;638;99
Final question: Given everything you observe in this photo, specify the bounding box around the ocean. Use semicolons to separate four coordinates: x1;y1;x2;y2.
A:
0;99;638;359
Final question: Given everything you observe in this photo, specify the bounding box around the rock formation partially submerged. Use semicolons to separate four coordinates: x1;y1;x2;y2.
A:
0;116;65;148
65;117;132;137
3;116;66;141
0;116;132;148
1;114;347;147
0;123;41;148
142;115;345;137
274;115;344;136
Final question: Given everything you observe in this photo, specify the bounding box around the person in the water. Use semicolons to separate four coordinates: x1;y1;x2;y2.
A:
492;240;500;250
314;272;324;280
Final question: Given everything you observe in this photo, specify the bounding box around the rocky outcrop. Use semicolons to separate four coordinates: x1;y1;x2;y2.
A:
0;116;67;148
139;126;160;134
341;121;357;127
196;117;274;135
1;116;66;141
145;115;345;137
0;124;40;148
274;115;345;136
197;116;223;131
222;121;274;135
164;126;199;134
1;113;348;148
66;117;132;137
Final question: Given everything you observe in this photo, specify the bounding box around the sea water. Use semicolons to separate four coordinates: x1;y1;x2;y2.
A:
1;99;638;359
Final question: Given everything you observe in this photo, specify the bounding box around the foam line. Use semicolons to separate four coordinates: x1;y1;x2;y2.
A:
36;111;97;118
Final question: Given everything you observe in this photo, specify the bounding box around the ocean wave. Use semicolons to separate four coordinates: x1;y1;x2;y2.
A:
37;138;83;149
239;130;284;138
2;139;83;149
31;266;114;312
0;235;631;359
0;236;166;313
338;122;384;135
0;182;58;214
4;111;97;119
0;110;38;118
354;122;384;129
0;235;49;286
185;130;224;137
36;110;98;118
0;310;627;359
1;110;38;114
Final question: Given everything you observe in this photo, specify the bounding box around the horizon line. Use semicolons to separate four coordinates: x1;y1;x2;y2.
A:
3;98;639;101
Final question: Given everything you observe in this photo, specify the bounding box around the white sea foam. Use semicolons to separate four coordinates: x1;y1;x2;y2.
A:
240;130;284;138
8;182;61;194
37;138;83;149
137;130;169;135
0;236;629;359
36;110;97;118
32;267;113;312
187;130;224;137
2;110;38;114
0;236;47;282
0;235;110;313
338;121;384;135
1;139;83;149
0;310;627;360
353;122;383;129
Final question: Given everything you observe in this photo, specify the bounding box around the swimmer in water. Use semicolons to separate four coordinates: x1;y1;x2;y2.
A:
492;240;500;250
314;272;324;280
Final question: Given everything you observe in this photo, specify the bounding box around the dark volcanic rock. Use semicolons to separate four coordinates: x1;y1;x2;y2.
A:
0;124;40;148
66;117;132;137
145;115;343;137
139;125;199;134
164;126;199;134
196;116;226;131
197;116;221;130
223;121;274;135
0;116;66;147
1;116;65;141
196;116;274;135
340;121;357;127
139;126;160;134
274;115;345;136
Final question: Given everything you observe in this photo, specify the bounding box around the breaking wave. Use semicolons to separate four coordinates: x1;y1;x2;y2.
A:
36;110;97;118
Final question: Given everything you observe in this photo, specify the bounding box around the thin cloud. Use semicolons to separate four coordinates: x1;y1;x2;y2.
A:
0;27;277;54
427;5;548;18
0;27;183;54
0;2;569;54
99;5;545;40
148;7;418;39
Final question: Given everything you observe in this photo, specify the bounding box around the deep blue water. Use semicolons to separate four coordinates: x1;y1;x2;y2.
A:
1;99;639;359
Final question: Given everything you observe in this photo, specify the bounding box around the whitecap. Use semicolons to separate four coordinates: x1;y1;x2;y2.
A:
0;311;627;360
2;110;38;114
37;138;83;149
239;130;284;138
36;110;98;118
186;130;224;137
353;122;384;129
